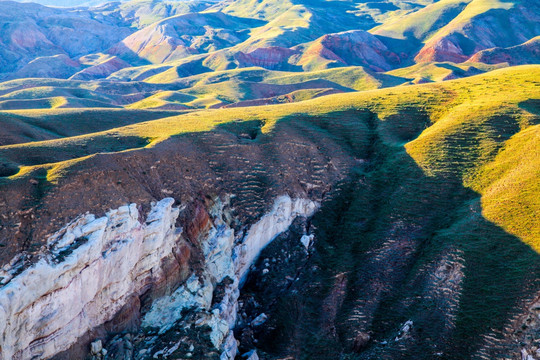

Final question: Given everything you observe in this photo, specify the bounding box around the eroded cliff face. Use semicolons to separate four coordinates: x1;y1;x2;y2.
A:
0;199;186;360
0;195;318;360
138;195;318;360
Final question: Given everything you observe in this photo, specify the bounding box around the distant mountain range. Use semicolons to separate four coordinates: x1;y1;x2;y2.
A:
1;0;538;88
13;0;112;6
0;0;536;112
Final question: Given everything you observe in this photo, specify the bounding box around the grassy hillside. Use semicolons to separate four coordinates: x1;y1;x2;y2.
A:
0;108;187;146
1;66;538;250
0;66;540;359
372;0;472;41
469;36;540;65
415;0;540;62
117;0;218;28
0;1;538;359
0;63;537;359
2;0;538;88
0;66;411;111
386;61;504;82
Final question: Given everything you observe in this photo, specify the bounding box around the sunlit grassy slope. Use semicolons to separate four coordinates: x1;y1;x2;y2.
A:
386;61;504;82
0;66;411;111
141;66;410;108
372;0;472;41
1;65;538;250
218;0;433;25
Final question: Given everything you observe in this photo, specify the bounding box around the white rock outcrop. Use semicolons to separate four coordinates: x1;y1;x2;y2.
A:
0;195;319;360
233;196;319;284
0;198;182;360
300;234;314;249
142;195;319;358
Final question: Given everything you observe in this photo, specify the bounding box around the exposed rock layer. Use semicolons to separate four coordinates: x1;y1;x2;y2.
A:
0;199;186;360
0;195;318;360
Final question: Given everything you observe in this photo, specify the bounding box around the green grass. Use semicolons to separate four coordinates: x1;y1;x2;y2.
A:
139;66;409;109
235;65;539;359
266;66;408;91
386;60;505;82
372;0;472;41
1;65;538;249
216;0;296;20
1;66;537;244
127;91;196;109
2;108;189;140
119;0;216;28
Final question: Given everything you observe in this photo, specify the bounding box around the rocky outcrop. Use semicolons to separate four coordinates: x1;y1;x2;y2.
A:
141;195;318;359
0;198;188;360
233;196;319;284
0;195;318;360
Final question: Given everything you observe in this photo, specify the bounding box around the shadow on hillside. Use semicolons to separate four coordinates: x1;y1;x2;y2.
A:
519;98;540;118
108;42;153;67
236;109;540;360
374;34;422;64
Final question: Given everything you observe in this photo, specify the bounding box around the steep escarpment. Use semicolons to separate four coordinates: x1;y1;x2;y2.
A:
0;194;318;360
0;98;356;358
0;199;187;360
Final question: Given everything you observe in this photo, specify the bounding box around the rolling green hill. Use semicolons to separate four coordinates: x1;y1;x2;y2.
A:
0;0;537;107
2;66;537;250
0;65;538;360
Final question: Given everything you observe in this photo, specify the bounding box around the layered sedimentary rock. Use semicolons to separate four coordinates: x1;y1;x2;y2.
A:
0;198;186;360
0;195;318;360
297;30;401;71
141;195;319;359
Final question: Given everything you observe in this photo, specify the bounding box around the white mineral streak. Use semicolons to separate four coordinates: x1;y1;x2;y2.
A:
233;196;319;284
0;195;318;360
142;195;319;359
0;198;181;360
300;234;314;249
